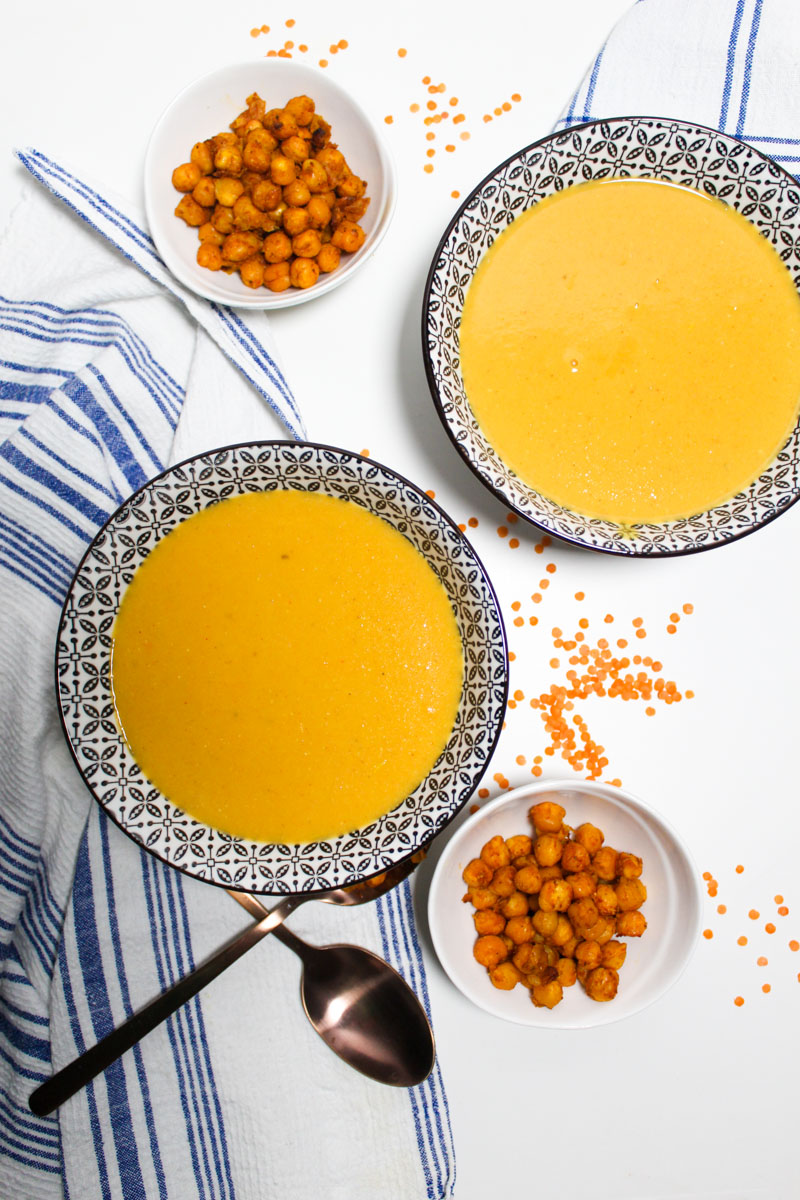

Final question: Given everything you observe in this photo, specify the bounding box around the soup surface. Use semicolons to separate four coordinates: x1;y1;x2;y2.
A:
459;178;800;524
110;490;464;844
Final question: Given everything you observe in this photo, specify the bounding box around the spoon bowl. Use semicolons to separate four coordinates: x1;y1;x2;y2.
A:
233;891;434;1087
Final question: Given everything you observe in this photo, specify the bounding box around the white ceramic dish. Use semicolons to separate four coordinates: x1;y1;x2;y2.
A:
428;779;701;1028
144;59;397;308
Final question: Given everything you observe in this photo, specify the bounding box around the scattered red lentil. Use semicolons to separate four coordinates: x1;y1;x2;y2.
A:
789;940;799;952
765;923;776;934
749;909;760;920
762;984;771;994
736;865;745;874
717;904;727;914
738;936;748;946
757;956;768;966
703;929;713;940
734;996;745;1006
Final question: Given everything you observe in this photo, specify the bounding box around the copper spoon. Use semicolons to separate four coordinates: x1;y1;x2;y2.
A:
29;854;425;1116
230;889;434;1087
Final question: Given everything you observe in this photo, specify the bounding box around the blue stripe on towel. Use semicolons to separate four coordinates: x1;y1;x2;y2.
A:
70;834;148;1198
97;814;169;1200
719;0;747;130
737;0;763;135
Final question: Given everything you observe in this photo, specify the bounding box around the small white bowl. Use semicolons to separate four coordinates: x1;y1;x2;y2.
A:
144;59;397;308
428;779;701;1028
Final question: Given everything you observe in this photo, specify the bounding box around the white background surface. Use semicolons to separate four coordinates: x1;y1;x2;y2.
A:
4;2;798;1197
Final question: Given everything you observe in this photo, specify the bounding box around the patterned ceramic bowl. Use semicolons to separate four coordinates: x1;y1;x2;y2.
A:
422;116;800;556
56;443;508;895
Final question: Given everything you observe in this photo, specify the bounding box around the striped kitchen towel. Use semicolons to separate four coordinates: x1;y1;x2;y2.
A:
0;164;455;1198
558;0;800;178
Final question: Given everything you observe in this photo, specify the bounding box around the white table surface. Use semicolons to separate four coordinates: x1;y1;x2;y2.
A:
4;2;798;1197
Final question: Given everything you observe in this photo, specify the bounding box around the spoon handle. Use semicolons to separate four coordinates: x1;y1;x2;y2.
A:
28;895;302;1117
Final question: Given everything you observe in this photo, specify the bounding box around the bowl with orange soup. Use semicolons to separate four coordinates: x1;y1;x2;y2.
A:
422;117;800;555
56;443;508;894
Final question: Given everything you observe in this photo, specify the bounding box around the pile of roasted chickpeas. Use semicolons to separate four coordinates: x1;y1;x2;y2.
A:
170;91;369;293
462;800;647;1009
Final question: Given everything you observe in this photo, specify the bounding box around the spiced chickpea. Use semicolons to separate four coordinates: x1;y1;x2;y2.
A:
504;916;535;945
316;243;341;274
557;956;577;987
584;966;619;1002
480;835;511;871
615;878;647;911
281;135;309;163
466;887;498;912
617;852;644;879
270;155;297;187
251;180;282;212
214;177;245;207
462;858;493;888
601;940;627;970
513;943;547;974
549;916;574;947
214;144;243;174
533;834;563;867
221;232;261;263
196;243;222;271
565;871;596;899
490;865;518;898
531;980;563;1009
192;177;216;208
616;910;647;937
474;910;506;936
290;256;320;290
172;162;202;192
529;801;566;833
505;834;533;859
282;207;311;237
190;141;214;174
569;897;600;932
592;846;620;881
499;891;529;919
262;231;293;263
285;94;315;125
515;865;543;894
307;196;333;230
490;962;522;990
532;910;559;938
538;878;573;913
574;822;604;854
594;882;619;917
473;935;509;969
575;939;603;969
174;196;209;227
330;219;366;254
263;262;291;293
198;222;223;246
283;178;312;208
561;841;590;874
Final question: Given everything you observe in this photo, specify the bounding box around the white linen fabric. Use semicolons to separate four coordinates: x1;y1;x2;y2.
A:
0;167;455;1198
2;1;800;1195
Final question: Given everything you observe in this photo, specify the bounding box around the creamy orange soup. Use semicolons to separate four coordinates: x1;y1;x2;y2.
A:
110;491;464;844
460;178;800;524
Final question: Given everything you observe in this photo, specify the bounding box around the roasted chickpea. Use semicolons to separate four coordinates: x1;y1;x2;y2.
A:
281;135;310;163
285;94;315;125
306;196;332;230
617;851;644;879
615;878;647;911
172;162;202;192
300;158;330;193
336;171;367;198
499;891;529;919
569;897;600;932
221;232;261;263
214;177;245;207
592;846;619;881
575;939;603;969
601;940;627;969
504;916;535;945
549;915;574;947
196;242;223;270
594;882;619;917
561;841;591;874
270;155;297;186
282;206;311;236
505;834;533;859
565;871;596;899
574;822;604;854
192;177;216;208
462;858;493;888
531;979;563;1009
190;141;214;174
251;179;283;212
233;195;268;231
583;916;615;946
513;943;548;974
262;231;293;263
490;962;522;990
466;887;498;912
263;262;291;293
616;911;647;937
197;222;224;246
538;865;564;882
264;108;300;141
174;195;209;227
330;219;366;253
473;935;509;969
290;229;321;259
532;909;559;938
557;956;577;987
315;145;347;186
515;864;543;894
214;144;243;174
584;966;619;1002
490;865;518;899
316;243;341;273
239;256;266;289
480;835;511;871
533;834;563;867
212;204;235;234
283;178;312;208
529;801;567;833
474;910;505;936
537;878;573;913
